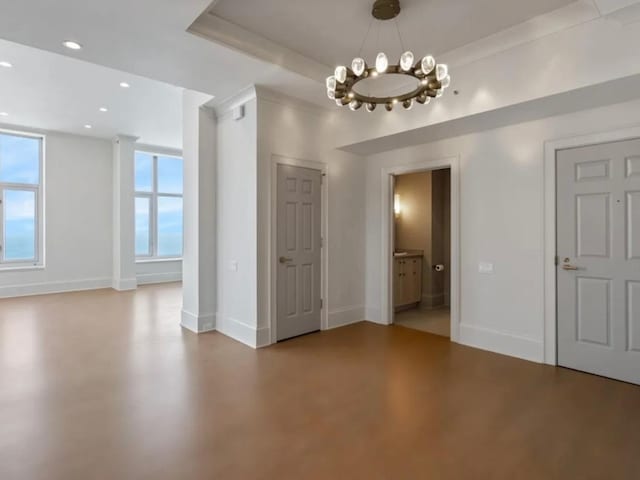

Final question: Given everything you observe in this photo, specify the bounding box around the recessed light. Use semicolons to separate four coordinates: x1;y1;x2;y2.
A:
63;40;83;50
0;61;12;68
119;82;130;88
84;124;92;129
0;112;8;117
99;107;108;112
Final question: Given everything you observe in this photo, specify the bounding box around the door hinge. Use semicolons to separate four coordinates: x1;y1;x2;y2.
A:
320;237;324;248
320;298;323;309
554;255;559;266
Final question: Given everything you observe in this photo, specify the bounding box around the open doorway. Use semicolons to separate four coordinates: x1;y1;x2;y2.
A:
392;168;451;337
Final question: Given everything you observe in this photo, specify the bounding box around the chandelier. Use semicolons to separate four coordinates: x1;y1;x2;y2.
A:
326;0;450;112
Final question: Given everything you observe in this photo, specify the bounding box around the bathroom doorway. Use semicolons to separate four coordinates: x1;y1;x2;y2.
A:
392;168;451;337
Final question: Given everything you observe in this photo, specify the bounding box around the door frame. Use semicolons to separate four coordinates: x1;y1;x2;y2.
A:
270;154;328;344
381;156;461;342
543;125;640;365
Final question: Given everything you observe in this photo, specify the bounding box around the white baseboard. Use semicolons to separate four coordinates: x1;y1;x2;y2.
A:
181;309;215;334
136;272;182;285
327;305;365;329
0;277;112;299
112;277;137;291
458;323;544;363
364;307;385;324
216;314;261;348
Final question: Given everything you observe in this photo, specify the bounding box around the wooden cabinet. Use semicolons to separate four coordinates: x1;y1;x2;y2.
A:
393;256;423;309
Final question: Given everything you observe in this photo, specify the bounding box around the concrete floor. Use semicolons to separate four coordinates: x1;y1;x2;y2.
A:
394;306;450;337
1;283;640;479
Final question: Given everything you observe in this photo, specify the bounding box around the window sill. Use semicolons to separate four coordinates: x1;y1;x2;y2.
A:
0;264;45;272
136;258;182;264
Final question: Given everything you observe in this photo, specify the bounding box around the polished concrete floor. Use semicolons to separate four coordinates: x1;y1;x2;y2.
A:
1;283;640;479
394;306;450;337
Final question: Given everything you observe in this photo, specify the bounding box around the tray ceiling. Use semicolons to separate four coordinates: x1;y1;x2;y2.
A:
210;0;576;67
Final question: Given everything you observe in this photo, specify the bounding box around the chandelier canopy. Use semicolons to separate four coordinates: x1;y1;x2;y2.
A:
326;0;450;112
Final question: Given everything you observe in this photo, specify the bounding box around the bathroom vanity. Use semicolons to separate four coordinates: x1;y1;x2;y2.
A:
393;251;423;310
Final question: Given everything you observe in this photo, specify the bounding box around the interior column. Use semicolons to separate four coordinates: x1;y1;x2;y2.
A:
112;134;138;291
181;90;216;333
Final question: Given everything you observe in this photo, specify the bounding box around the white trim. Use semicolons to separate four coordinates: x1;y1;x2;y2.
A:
136;271;182;285
136;257;182;264
327;305;365;330
269;154;329;345
216;314;269;349
380;156;461;342
459;323;544;363
543;124;640;365
215;85;257;118
0;277;112;299
180;309;215;334
135;143;182;158
112;277;137;291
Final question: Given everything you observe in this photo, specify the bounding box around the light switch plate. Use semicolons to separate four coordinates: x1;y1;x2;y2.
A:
230;261;238;272
478;262;494;274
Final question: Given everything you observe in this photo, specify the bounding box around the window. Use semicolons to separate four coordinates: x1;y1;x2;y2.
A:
0;131;43;267
135;151;183;259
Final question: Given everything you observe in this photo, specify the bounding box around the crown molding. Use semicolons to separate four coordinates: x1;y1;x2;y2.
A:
188;12;328;83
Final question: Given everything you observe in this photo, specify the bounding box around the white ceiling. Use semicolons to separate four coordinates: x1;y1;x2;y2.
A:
0;0;322;106
0;39;183;148
210;0;575;67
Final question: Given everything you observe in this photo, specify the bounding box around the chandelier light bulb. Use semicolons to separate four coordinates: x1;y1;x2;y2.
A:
421;55;436;75
335;66;347;84
435;89;444;98
403;99;413;110
440;75;451;89
385;102;394;112
327;89;336;100
400;51;414;72
351;57;366;77
366;103;376;112
326;75;336;92
436;64;449;81
375;52;388;73
349;99;363;111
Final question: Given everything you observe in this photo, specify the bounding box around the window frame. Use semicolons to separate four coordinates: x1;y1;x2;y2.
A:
0;129;45;270
134;150;183;261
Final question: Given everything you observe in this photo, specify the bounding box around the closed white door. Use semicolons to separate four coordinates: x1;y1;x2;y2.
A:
557;138;640;384
276;164;322;341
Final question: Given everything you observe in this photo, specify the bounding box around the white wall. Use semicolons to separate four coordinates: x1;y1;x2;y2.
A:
136;260;182;285
365;97;640;362
256;91;367;340
214;94;259;344
0;130;113;297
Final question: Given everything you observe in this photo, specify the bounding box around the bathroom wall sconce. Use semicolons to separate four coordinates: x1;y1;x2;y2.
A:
394;194;402;216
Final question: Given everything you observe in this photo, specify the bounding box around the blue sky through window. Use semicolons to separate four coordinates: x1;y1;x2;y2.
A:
0;134;40;185
4;189;36;260
134;152;183;258
135;152;153;192
157;196;182;257
0;133;40;263
135;197;151;256
157;156;183;194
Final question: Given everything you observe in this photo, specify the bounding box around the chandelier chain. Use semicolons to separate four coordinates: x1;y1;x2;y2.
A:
358;16;375;59
393;18;406;55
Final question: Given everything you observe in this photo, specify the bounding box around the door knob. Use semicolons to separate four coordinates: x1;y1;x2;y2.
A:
562;264;579;270
561;258;578;270
279;256;293;264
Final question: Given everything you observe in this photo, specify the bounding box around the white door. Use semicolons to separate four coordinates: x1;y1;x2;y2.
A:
276;164;322;341
557;138;640;384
